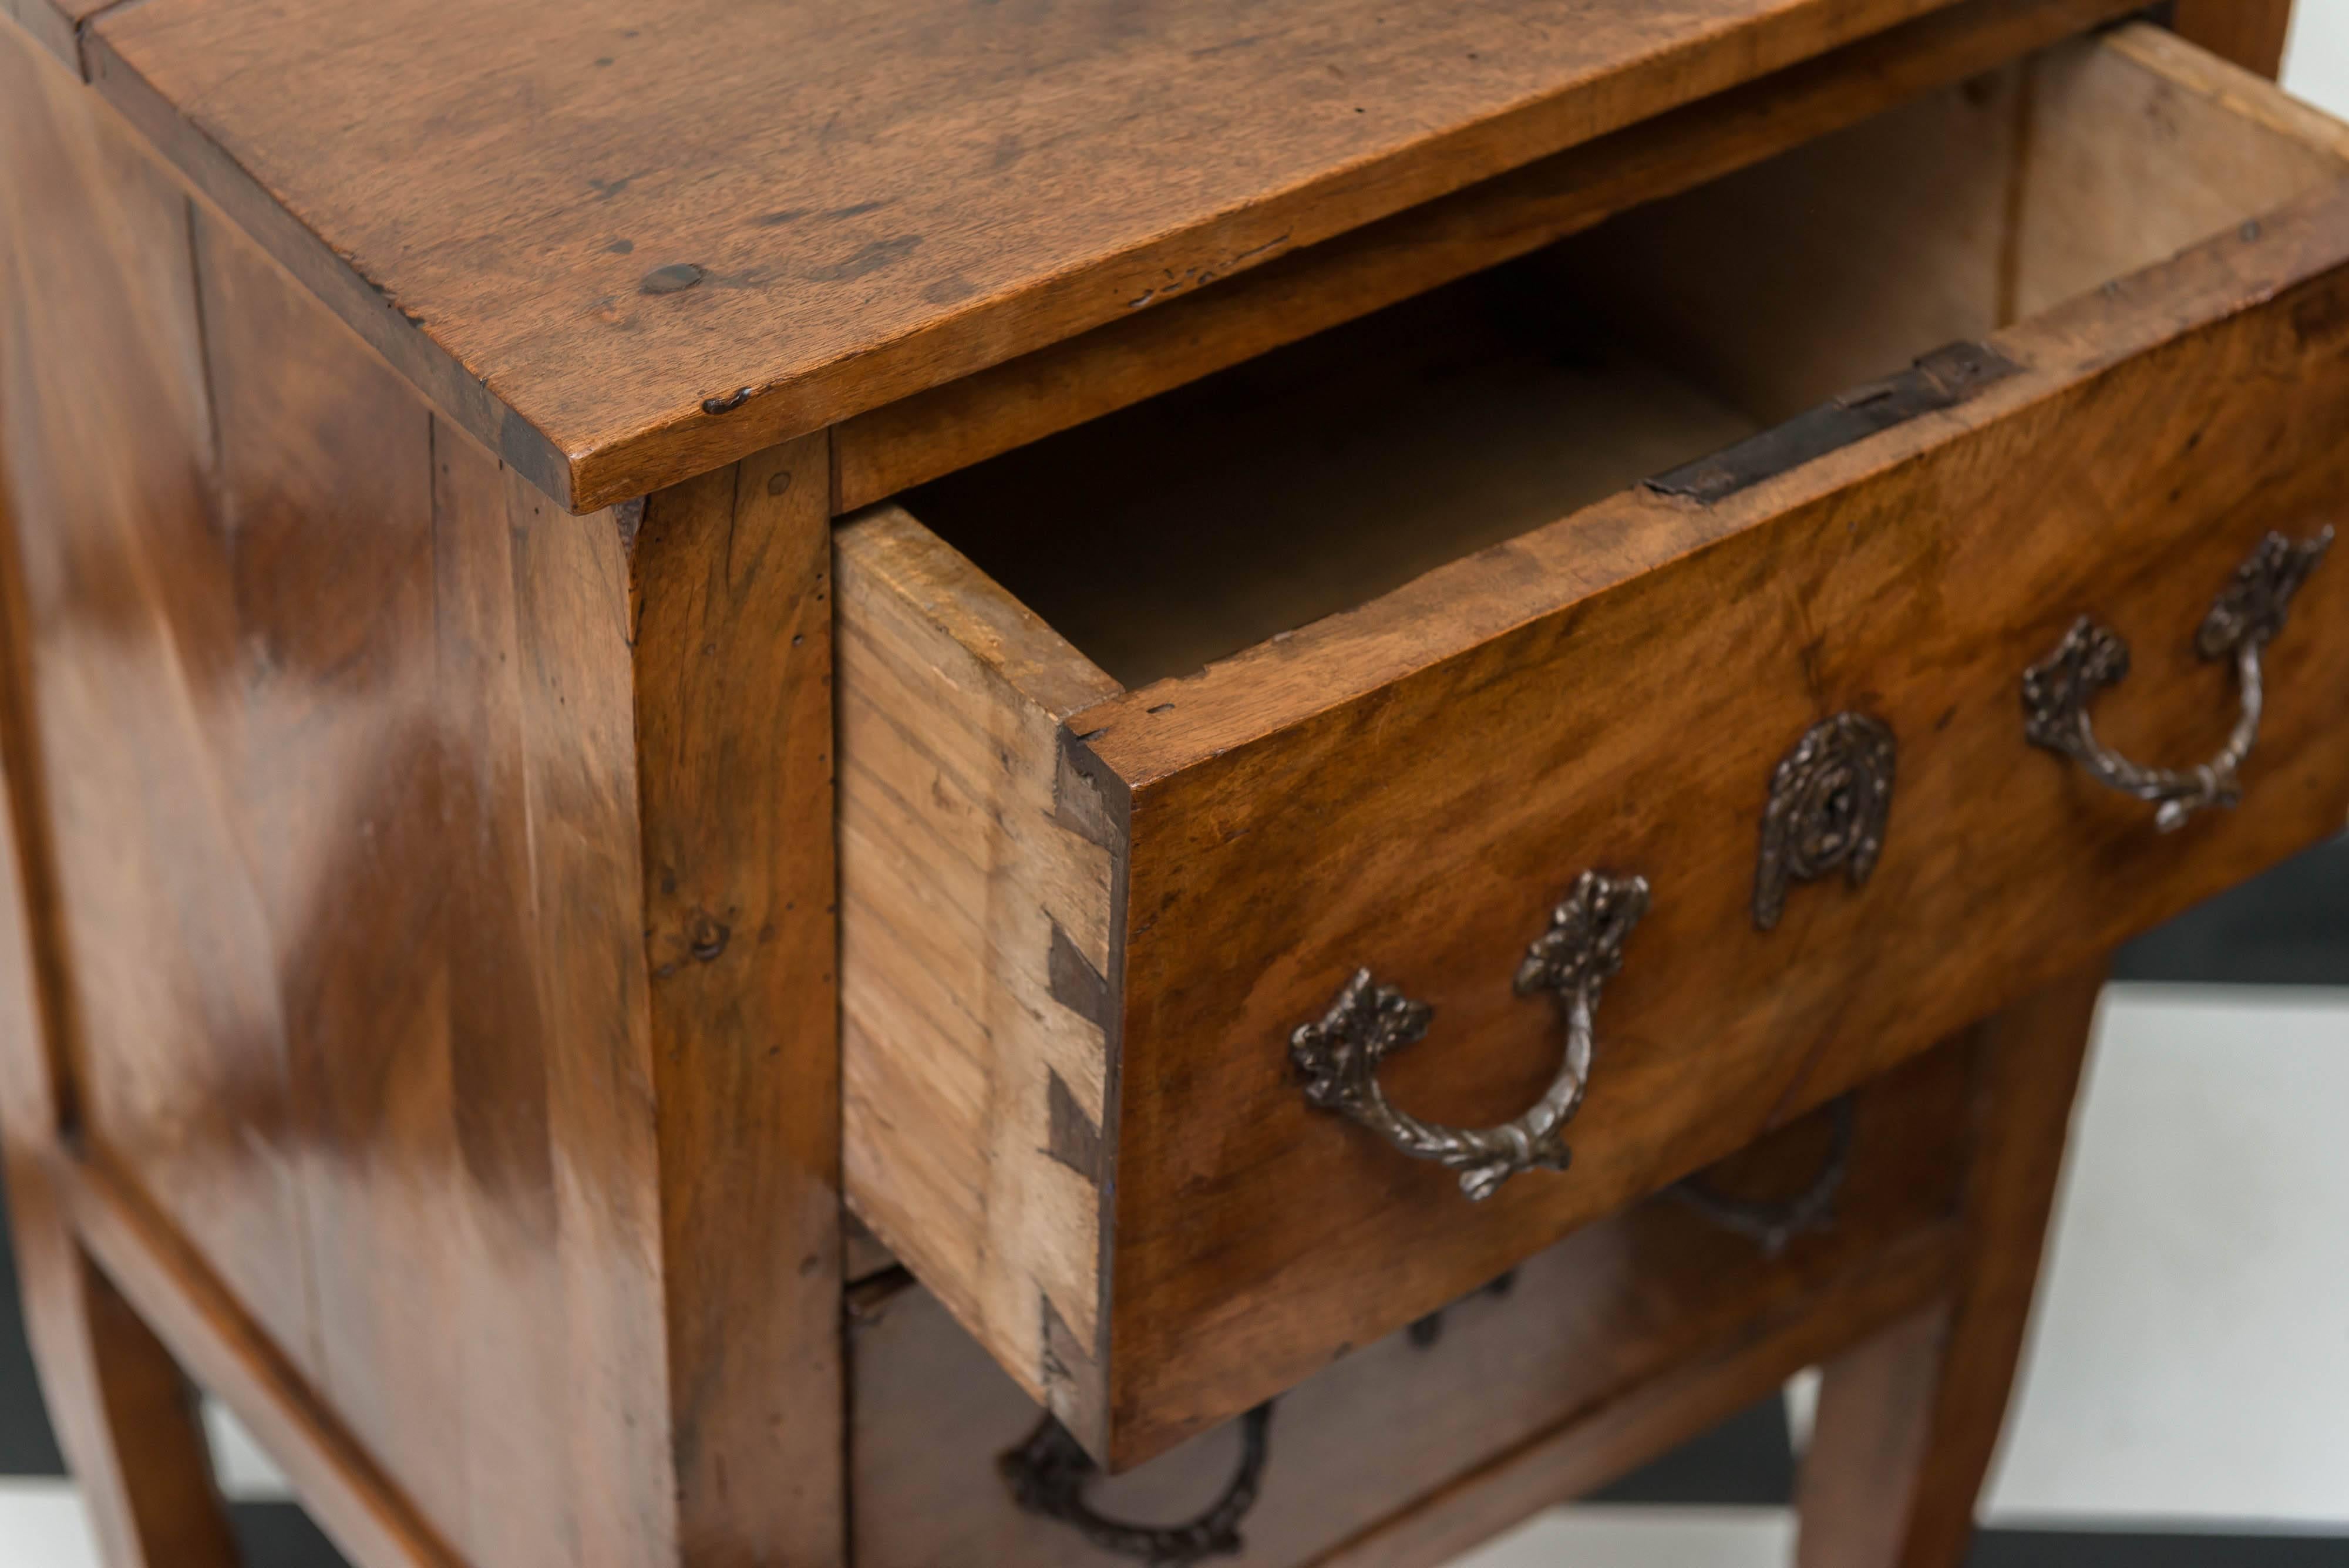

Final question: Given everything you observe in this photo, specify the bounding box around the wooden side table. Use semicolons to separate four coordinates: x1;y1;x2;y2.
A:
0;3;2331;1565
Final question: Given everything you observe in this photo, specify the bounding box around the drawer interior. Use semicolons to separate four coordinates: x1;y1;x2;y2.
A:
903;29;2349;691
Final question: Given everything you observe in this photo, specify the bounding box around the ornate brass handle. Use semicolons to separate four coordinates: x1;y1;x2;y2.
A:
1000;1405;1271;1564
2022;529;2331;831
1290;870;1650;1202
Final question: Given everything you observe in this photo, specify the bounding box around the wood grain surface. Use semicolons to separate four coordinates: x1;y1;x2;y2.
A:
78;0;1971;509
630;433;846;1567
0;636;238;1567
854;1046;1973;1567
1;12;321;1398
834;0;2145;512
844;32;2349;1464
65;1156;464;1568
0;22;845;1564
836;504;1123;1450
1795;963;2104;1568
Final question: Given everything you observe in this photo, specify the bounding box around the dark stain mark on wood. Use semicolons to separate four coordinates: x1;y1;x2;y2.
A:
922;274;978;305
1649;341;2023;504
640;262;705;294
802;235;923;282
1044;1068;1103;1180
606;238;634;254
824;200;892;220
755;208;810;228
702;388;753;415
1048;921;1110;1028
588;174;637;201
1189;32;1266;59
766;468;794;496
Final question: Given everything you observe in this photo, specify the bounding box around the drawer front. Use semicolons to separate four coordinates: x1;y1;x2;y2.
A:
853;1048;1971;1566
840;28;2349;1465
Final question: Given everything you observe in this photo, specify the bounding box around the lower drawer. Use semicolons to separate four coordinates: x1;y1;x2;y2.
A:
852;1044;1975;1567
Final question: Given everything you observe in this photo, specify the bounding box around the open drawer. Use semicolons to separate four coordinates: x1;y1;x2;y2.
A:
837;25;2349;1468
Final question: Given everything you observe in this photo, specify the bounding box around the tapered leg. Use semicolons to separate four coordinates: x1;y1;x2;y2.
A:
1794;962;2105;1568
4;1161;240;1568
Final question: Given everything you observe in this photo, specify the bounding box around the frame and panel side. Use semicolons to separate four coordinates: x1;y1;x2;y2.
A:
2;18;851;1565
0;23;657;1561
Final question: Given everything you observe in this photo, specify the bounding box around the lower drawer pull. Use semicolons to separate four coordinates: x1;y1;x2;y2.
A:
1000;1404;1273;1564
1669;1095;1856;1257
2022;528;2332;830
1290;870;1650;1202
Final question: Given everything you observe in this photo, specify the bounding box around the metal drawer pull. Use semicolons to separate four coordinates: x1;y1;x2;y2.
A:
1001;1404;1272;1565
1291;870;1650;1202
1669;1095;1855;1257
2022;529;2331;831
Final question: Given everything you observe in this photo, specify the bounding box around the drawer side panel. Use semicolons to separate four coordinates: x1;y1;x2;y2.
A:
837;506;1124;1442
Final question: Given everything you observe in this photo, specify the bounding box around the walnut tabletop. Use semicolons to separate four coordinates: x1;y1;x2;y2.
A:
65;0;1963;509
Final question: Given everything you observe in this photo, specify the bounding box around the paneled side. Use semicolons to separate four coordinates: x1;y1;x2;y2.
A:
0;23;662;1564
192;143;463;1537
836;504;1123;1448
0;12;317;1385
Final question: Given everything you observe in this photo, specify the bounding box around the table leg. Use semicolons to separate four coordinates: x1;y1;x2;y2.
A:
1793;962;2105;1568
4;1165;240;1568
